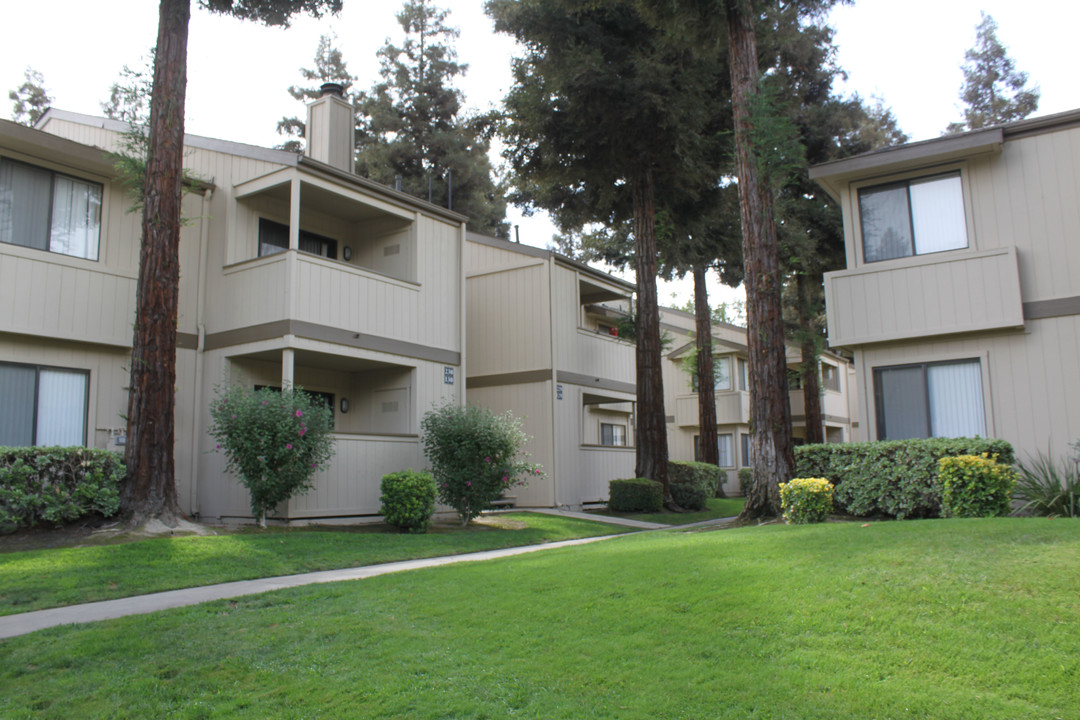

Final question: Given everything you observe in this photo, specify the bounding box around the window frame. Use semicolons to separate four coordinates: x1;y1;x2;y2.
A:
0;361;90;447
872;357;986;441
0;155;103;261
258;217;339;260
854;167;972;265
822;363;841;393
599;422;627;447
693;432;734;467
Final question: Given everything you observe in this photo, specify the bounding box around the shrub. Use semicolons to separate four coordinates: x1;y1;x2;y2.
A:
738;468;754;496
795;437;1015;519
608;478;663;513
939;454;1017;518
1014;445;1080;518
380;470;437;533
208;385;335;526
668;481;707;511
0;447;125;530
669;460;726;499
421;403;541;526
779;477;834;524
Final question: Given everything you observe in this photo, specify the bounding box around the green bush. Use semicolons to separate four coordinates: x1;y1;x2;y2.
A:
421;403;542;526
208;385;336;526
608;478;663;513
939;454;1017;518
795;437;1015;519
669;481;707;511
1014;445;1080;518
669;460;726;498
779;477;834;524
738;468;754;496
380;470;437;533
0;447;125;530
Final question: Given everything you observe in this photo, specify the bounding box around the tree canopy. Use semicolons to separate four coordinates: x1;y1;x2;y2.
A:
946;13;1039;133
276;33;355;152
8;67;52;126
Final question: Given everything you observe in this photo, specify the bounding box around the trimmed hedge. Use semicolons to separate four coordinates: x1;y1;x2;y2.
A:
669;460;726;499
738;468;753;496
940;455;1017;518
779;477;834;524
794;438;1015;519
0;447;126;530
380;469;437;533
609;478;663;513
669;481;707;511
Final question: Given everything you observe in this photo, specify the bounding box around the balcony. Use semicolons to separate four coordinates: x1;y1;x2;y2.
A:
675;390;750;427
824;246;1024;347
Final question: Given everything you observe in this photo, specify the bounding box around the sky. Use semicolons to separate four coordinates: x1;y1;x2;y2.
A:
3;0;1078;313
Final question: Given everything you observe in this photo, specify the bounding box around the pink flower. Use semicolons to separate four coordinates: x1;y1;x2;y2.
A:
216;444;221;450
502;475;508;482
295;409;303;418
286;443;293;450
298;427;307;437
312;463;317;469
484;456;491;463
466;481;472;487
535;469;541;474
262;400;268;406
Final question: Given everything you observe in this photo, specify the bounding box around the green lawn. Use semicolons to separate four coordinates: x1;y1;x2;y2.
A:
0;513;622;616
2;518;1076;719
596;495;745;524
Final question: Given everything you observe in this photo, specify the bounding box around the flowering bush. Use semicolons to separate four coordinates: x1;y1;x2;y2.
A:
940;454;1017;518
779;477;834;524
380;469;437;533
420;403;542;525
208;385;335;526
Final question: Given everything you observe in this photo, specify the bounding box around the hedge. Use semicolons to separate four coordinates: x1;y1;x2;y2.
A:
669;460;726;499
380;469;437;533
0;447;126;530
794;437;1015;519
609;478;663;513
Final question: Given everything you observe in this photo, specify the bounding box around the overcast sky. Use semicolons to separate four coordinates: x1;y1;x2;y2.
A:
3;0;1076;311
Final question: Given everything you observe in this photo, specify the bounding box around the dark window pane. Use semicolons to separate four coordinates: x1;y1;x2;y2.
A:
0;363;36;446
741;433;750;467
859;184;913;262
258;218;289;256
0;159;52;251
875;366;930;439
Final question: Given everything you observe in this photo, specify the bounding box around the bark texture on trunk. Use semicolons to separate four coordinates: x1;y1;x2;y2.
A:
797;272;825;445
121;0;190;525
727;0;794;518
632;169;669;494
693;266;719;468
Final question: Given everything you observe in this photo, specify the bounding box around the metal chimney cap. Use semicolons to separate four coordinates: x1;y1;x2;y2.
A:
320;82;345;98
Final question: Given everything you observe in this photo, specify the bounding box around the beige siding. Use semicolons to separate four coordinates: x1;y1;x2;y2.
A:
552;266;634;384
553;383;635;506
825;247;1025;346
466;262;552;377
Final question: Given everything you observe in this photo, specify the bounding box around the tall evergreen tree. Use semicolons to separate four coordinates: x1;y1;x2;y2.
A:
488;0;726;499
8;67;52;126
124;0;341;527
102;53;156;125
276;33;355;152
356;0;507;236
946;13;1039;133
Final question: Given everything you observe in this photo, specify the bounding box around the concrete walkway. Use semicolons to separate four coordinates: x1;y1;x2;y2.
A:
0;510;736;641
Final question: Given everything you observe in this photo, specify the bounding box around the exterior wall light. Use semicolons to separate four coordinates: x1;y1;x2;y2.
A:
340;398;350;413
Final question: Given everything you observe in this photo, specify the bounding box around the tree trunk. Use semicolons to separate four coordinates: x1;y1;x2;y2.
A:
693;266;719;468
121;0;190;526
632;169;669;496
727;0;794;519
797;272;825;445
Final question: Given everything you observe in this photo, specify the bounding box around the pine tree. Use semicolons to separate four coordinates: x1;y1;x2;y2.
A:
275;33;355;152
356;0;507;236
102;53;155;125
8;67;52;126
946;13;1039;133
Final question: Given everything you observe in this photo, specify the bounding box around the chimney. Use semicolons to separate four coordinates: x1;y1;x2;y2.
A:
305;82;354;173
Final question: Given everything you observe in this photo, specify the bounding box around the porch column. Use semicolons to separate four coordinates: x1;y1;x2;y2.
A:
282;348;295;389
288;178;301;250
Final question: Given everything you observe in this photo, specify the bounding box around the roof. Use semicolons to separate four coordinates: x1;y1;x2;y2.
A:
466;232;636;293
1;117;118;177
36;109;468;224
809;107;1080;200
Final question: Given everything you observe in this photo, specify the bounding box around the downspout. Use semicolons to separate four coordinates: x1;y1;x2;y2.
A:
188;186;213;519
458;220;467;408
547;254;560;507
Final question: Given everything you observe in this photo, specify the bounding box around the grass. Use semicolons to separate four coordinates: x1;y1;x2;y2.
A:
596;495;745;524
0;512;622;616
2;518;1076;719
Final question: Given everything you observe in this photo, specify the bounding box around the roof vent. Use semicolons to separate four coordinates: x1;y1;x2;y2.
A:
320;82;345;98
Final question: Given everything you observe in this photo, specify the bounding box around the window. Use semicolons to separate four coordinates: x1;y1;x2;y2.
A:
691;356;732;392
787;368;803;390
822;364;840;392
255;385;335;415
0;157;102;260
741;433;751;467
693;433;734;467
738;358;748;391
859;172;966;262
0;362;89;446
873;359;985;440
258;218;338;259
600;422;626;446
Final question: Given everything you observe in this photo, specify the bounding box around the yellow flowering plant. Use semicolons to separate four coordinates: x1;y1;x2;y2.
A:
779;477;834;524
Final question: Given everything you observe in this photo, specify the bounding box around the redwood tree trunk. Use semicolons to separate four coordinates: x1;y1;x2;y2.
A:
727;0;794;519
798;272;825;445
693;265;719;468
632;169;669;495
121;0;190;524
